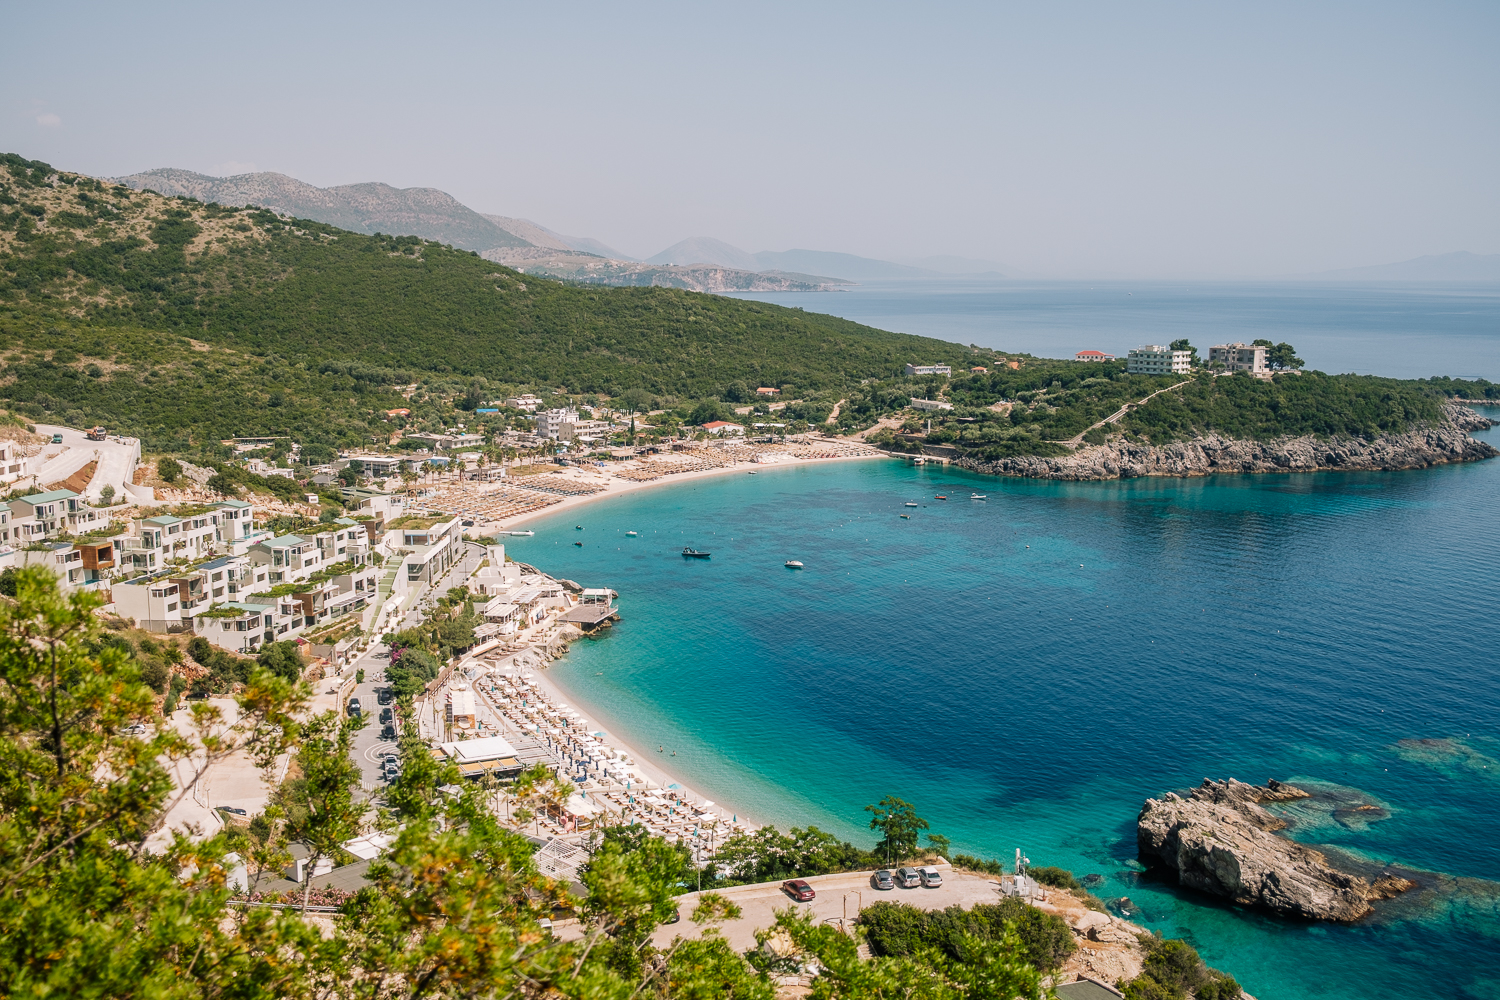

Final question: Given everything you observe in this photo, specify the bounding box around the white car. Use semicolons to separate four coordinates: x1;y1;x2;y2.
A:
918;866;943;888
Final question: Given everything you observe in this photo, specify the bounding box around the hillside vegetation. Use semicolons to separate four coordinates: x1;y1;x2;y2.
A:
0;153;969;450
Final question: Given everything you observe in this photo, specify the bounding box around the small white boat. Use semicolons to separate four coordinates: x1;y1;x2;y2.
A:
913;456;926;465
785;560;804;569
626;530;638;536
501;530;534;537
970;493;987;500
905;502;919;507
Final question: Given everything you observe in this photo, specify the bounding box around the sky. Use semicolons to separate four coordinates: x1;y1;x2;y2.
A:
2;1;1497;278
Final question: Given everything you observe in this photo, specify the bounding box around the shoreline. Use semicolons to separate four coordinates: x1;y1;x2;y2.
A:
469;447;896;536
526;666;763;830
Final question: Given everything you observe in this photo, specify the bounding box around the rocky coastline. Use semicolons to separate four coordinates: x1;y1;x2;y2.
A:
955;403;1495;481
1137;778;1414;921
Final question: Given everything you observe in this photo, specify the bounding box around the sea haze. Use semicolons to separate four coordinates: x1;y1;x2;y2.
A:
509;409;1500;1000
728;280;1500;382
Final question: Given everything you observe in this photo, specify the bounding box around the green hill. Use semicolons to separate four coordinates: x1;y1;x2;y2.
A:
0;153;971;452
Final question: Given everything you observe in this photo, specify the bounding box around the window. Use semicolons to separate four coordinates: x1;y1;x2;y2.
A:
167;603;177;611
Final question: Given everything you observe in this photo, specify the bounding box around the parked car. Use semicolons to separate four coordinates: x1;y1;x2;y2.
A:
380;724;396;741
120;722;149;737
782;879;816;901
895;867;922;888
380;708;393;724
347;697;361;717
919;866;943;888
871;869;896;891
377;688;393;705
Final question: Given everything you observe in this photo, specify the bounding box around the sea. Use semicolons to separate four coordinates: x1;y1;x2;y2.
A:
504;283;1500;999
730;278;1500;382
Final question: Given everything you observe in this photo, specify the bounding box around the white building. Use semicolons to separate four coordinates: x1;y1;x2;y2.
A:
504;394;543;412
910;398;954;411
905;363;953;376
535;408;579;441
1209;342;1268;375
1127;346;1194;375
1075;350;1115;362
0;441;26;486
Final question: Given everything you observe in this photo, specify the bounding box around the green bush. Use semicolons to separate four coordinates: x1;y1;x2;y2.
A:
1027;866;1081;891
858;898;1075;973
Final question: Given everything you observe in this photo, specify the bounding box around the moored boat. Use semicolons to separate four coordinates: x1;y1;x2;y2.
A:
681;547;711;558
785;560;804;568
935;495;948;500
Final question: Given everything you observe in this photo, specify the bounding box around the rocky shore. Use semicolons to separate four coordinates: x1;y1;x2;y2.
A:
956;403;1495;481
1137;778;1414;921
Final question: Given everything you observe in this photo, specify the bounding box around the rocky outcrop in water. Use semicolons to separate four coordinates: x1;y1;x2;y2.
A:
956;404;1495;481
1137;778;1413;921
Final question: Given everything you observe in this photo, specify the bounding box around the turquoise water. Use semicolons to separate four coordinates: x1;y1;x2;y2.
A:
505;410;1500;999
729;279;1500;381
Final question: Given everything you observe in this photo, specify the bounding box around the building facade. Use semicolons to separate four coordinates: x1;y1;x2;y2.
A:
1075;350;1115;362
1208;342;1269;375
1126;346;1194;375
905;363;953;376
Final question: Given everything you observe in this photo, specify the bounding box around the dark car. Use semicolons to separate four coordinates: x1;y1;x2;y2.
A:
380;724;396;741
782;879;815;902
347;697;362;718
871;869;896;891
377;688;393;705
380;708;393;724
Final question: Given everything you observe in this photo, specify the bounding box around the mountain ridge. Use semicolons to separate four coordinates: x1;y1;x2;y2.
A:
114;167;533;252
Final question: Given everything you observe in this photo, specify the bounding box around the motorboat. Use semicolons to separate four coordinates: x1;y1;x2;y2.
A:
681;548;711;558
785;560;804;569
575;525;584;530
970;493;987;500
934;495;948;500
912;456;926;465
573;541;583;547
904;502;918;507
748;471;758;474
500;530;534;537
626;530;638;536
900;514;911;519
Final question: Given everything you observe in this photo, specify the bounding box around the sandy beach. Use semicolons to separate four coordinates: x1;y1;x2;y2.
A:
462;443;897;536
457;445;899;831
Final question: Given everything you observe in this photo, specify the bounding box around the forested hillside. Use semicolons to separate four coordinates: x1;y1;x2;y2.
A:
0;153;970;450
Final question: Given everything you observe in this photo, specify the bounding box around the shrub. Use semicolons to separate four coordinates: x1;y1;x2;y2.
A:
157;457;182;483
1028;866;1081;891
0;568;18;597
256;641;304;683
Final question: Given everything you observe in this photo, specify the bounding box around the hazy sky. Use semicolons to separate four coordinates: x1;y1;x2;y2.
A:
3;1;1497;277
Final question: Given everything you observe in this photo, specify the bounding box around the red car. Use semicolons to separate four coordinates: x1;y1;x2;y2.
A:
782;879;815;901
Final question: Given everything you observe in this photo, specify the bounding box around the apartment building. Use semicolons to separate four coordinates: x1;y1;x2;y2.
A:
1209;342;1269;375
0;441;26;486
1127;346;1194;375
535;408;579;441
7;489;82;542
905;363;953;376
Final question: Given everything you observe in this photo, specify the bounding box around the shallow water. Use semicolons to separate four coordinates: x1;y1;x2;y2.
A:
508;408;1500;1000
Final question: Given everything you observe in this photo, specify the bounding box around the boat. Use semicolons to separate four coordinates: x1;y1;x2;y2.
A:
900;514;911;519
935;495;948;500
785;560;804;569
575;525;584;530
748;471;758;474
904;502;918;507
626;530;638;537
681;548;711;559
912;456;926;465
970;493;987;500
500;530;534;537
573;541;583;547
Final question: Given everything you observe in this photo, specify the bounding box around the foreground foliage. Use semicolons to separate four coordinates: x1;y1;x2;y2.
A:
0;568;1068;999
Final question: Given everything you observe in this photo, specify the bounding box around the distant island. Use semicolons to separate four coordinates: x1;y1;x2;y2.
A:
1308;250;1500;282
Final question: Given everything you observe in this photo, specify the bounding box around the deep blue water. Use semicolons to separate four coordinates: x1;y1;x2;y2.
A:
505;407;1500;1000
729;279;1500;382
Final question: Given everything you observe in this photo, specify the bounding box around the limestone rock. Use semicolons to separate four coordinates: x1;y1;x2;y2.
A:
956;404;1496;481
1137;778;1400;921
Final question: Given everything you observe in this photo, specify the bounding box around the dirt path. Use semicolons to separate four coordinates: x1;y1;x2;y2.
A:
825;399;847;424
851;415;906;441
1064;378;1196;447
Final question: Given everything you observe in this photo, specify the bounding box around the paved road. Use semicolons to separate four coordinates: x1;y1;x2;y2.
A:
345;644;401;790
31;423;140;500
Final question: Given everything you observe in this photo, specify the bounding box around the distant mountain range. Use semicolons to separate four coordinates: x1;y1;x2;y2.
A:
114;168;531;252
1311;251;1500;282
113;166;1005;287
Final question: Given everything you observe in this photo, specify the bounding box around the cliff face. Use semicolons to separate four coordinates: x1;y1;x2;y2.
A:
1137;779;1411;921
955;404;1495;481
